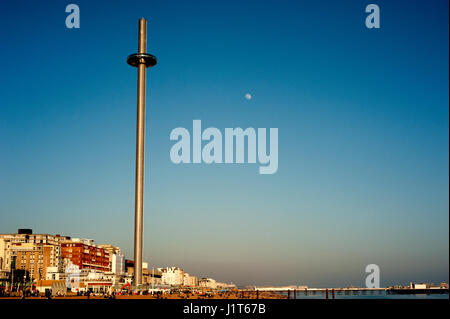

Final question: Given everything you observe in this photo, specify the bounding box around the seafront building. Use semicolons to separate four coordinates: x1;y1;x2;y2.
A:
144;267;163;286
184;273;199;287
199;277;217;289
0;229;236;295
97;244;124;275
61;238;110;272
160;267;185;286
0;229;70;280
198;277;236;290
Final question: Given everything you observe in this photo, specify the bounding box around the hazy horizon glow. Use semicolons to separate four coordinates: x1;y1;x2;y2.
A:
0;0;448;287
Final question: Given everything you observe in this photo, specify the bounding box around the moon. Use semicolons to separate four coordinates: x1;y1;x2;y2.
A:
245;93;252;100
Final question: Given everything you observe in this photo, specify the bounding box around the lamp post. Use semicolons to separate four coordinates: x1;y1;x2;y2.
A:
127;18;157;287
152;267;154;291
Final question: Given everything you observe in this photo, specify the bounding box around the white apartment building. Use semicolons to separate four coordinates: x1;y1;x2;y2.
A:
159;267;185;286
71;238;95;246
111;253;125;275
183;273;199;287
199;278;217;289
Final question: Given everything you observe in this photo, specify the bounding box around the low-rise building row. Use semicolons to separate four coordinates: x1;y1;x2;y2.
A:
0;229;236;294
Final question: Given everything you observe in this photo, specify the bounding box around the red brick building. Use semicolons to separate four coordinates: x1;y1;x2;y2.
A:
61;241;110;272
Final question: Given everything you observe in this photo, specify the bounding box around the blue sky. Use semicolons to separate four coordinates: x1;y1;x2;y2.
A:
0;0;448;287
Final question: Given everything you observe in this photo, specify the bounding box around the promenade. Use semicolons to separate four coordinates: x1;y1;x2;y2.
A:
0;290;287;300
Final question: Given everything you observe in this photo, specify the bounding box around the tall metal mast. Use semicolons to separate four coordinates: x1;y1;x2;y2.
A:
127;18;157;287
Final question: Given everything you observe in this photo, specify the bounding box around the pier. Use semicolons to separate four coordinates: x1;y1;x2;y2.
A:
254;286;449;299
